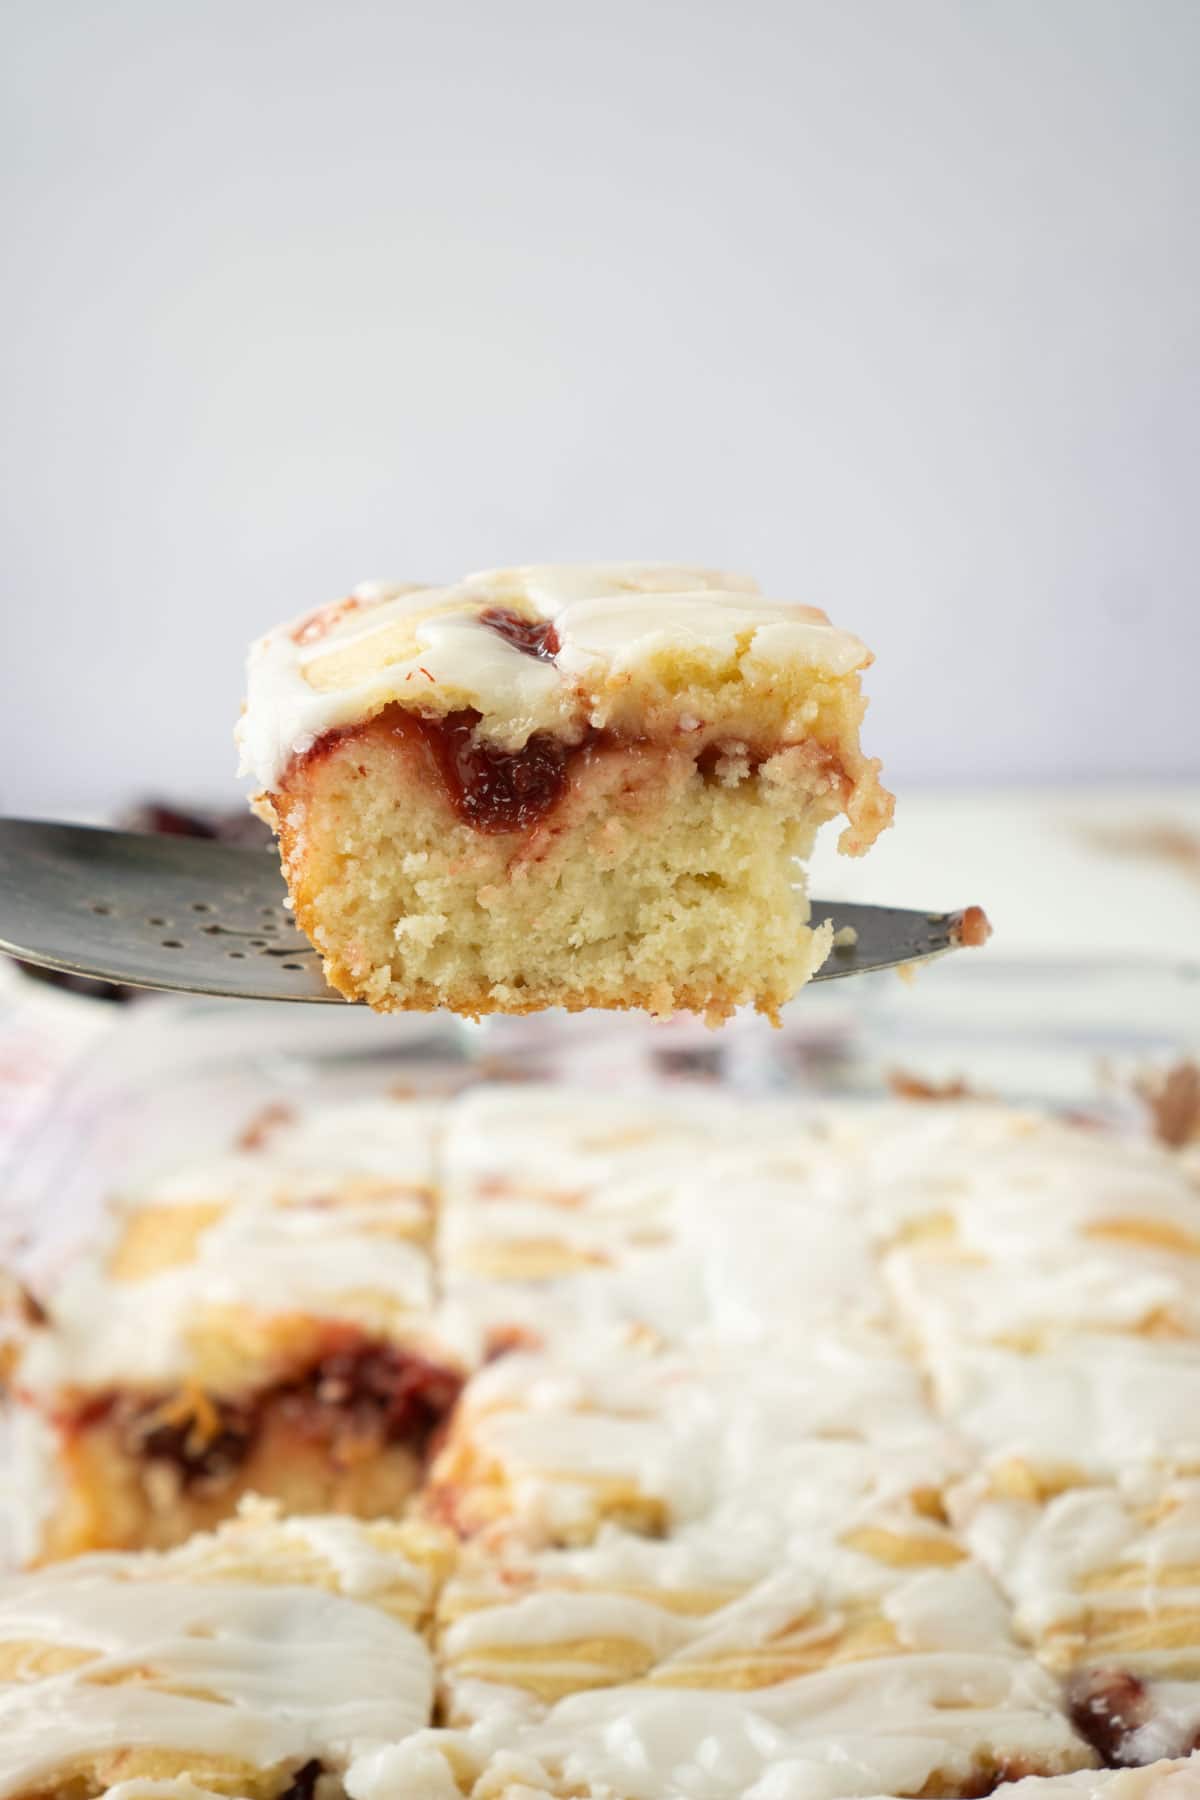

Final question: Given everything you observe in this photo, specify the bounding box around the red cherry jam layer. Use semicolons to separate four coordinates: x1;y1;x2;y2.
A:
293;699;844;838
64;1333;463;1491
297;703;603;836
477;605;561;662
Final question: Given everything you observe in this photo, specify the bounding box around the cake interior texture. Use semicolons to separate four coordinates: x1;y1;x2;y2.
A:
274;719;843;1021
31;1328;460;1561
239;564;893;1020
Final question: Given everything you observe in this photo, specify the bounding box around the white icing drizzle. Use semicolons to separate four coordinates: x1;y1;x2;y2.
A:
12;1081;1200;1794
435;1084;876;1363
350;1656;1090;1800
437;1328;953;1543
418;1087;1200;1791
237;562;872;791
0;1515;432;1795
17;1097;446;1393
950;1473;1200;1760
22;1201;434;1390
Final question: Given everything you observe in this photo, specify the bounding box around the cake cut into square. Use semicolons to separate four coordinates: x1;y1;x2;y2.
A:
6;1097;463;1562
435;1082;856;1359
952;1472;1200;1769
238;563;892;1023
8;1081;1200;1796
381;1652;1096;1800
423;1328;956;1551
0;1501;440;1799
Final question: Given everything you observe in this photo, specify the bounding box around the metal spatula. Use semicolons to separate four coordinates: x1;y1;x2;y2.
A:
0;818;988;1003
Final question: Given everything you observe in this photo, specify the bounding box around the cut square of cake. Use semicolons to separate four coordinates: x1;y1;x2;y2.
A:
10;1080;1200;1796
6;1098;462;1562
952;1471;1200;1769
0;1502;442;1800
434;1083;868;1360
421;1329;949;1551
372;1649;1096;1799
433;1448;984;1724
237;563;892;1023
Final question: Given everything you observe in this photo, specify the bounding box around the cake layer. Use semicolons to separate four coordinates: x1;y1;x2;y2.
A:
265;720;844;1020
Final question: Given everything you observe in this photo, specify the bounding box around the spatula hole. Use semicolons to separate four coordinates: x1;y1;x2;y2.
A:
228;950;246;960
161;938;183;949
91;903;111;915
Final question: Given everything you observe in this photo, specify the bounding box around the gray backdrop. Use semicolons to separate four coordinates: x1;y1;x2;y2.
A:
2;0;1196;813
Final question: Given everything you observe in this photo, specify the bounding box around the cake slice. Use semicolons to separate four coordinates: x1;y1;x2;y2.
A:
370;1653;1095;1799
952;1472;1200;1768
6;1097;462;1561
435;1082;860;1359
423;1329;953;1550
0;1502;440;1799
434;1456;982;1723
237;564;892;1023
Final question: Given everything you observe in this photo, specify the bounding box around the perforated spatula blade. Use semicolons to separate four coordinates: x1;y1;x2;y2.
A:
0;819;988;1004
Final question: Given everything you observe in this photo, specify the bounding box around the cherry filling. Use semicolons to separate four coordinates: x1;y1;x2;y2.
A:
1066;1668;1151;1765
296;696;825;838
297;702;586;836
478;605;561;662
273;1341;462;1453
137;1403;256;1488
419;708;576;834
70;1340;463;1492
277;1761;325;1800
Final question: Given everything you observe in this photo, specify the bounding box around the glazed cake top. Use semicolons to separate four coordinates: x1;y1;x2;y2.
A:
360;1657;1093;1800
237;562;874;791
14;1096;447;1395
10;1085;1200;1794
0;1507;434;1796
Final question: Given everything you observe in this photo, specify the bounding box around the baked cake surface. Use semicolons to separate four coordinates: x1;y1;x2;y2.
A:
7;1098;462;1561
237;564;892;1022
0;1502;437;1799
7;1080;1200;1796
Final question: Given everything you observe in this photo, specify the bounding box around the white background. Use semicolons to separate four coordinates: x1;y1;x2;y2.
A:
2;0;1196;816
